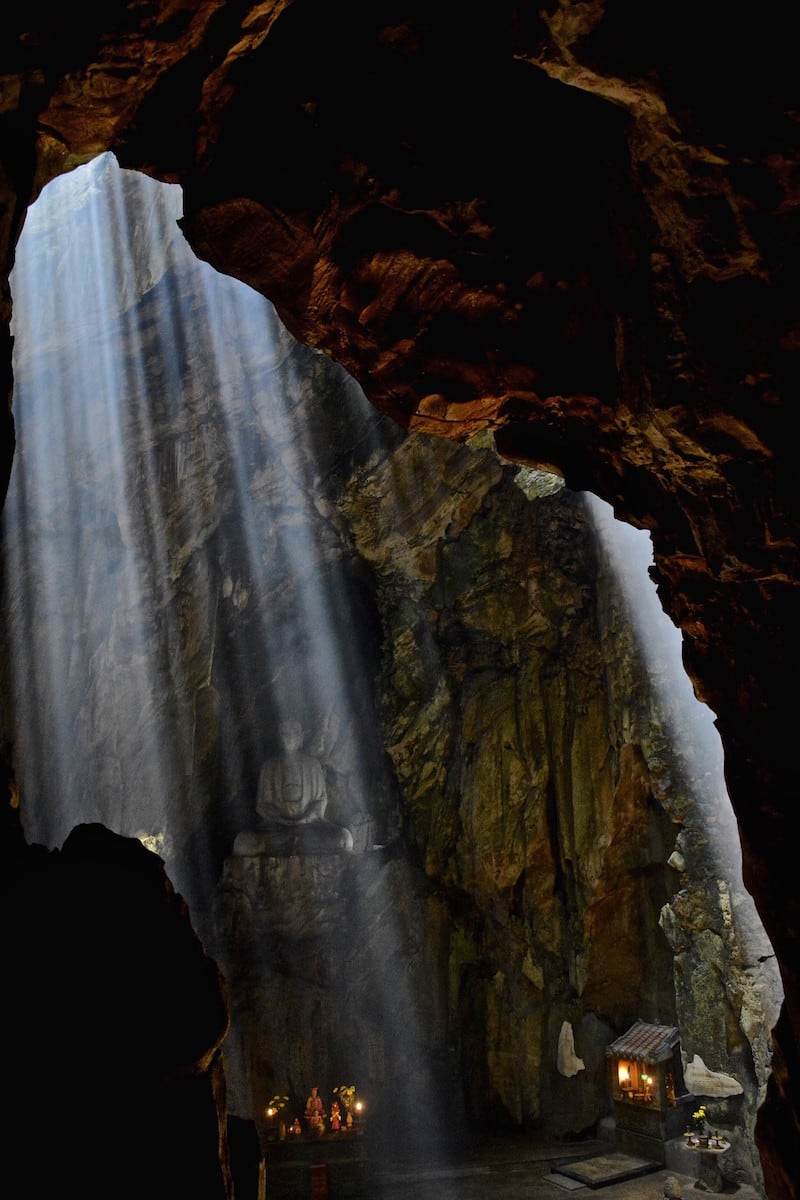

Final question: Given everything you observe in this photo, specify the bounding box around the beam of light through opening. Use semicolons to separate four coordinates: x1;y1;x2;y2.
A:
2;152;460;1175
3;155;195;846
2;152;782;1181
581;492;782;1057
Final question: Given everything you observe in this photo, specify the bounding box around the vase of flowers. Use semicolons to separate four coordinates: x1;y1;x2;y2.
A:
689;1104;708;1146
266;1094;290;1140
333;1084;357;1129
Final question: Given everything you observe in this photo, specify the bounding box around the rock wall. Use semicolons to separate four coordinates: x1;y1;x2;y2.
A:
0;156;782;1189
1;8;798;1195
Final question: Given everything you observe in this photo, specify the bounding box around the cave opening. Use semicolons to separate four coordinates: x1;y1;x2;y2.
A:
0;153;782;1189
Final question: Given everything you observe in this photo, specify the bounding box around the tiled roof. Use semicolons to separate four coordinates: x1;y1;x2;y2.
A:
605;1020;681;1063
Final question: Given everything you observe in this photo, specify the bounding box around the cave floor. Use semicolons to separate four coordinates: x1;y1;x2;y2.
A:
261;1132;763;1200
373;1138;761;1200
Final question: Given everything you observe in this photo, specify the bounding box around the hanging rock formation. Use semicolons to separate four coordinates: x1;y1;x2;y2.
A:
0;5;797;1198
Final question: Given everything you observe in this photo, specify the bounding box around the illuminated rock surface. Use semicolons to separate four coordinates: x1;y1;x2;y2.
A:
0;6;797;1198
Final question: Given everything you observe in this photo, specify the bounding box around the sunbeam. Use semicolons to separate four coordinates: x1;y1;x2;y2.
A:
582;492;781;1101
1;151;782;1196
2;152;463;1183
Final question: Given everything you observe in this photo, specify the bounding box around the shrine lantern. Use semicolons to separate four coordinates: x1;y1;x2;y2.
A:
605;1020;694;1162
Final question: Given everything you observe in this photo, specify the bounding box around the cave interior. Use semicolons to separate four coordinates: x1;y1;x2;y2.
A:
0;6;798;1200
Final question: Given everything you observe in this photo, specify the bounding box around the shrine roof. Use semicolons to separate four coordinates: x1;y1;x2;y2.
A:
605;1020;681;1063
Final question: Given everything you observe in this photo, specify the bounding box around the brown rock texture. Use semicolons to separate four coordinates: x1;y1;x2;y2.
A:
0;4;797;1196
0;155;783;1196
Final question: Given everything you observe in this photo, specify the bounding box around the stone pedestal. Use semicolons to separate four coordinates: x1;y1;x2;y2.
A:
666;1136;730;1192
612;1095;694;1164
263;1131;371;1200
684;1140;730;1192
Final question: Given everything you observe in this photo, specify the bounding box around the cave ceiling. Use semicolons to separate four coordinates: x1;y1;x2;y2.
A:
0;4;798;1197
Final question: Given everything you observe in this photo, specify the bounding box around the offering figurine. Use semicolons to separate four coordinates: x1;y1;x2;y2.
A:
304;1085;327;1134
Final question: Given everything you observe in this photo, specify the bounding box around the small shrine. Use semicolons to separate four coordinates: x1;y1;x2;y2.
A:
605;1020;693;1162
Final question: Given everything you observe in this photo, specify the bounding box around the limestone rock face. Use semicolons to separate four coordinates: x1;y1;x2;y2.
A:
0;157;782;1190
0;6;798;1196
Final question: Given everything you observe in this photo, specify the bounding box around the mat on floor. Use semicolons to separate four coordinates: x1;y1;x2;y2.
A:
551;1152;660;1189
549;1172;588;1190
